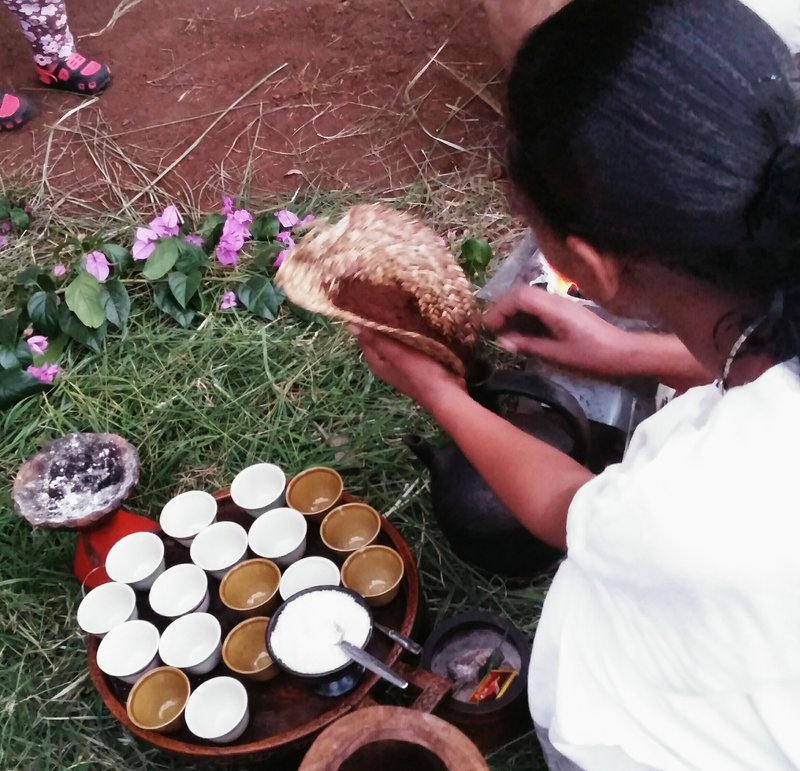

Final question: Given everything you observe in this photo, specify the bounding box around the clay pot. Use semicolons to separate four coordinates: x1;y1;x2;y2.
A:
405;367;590;577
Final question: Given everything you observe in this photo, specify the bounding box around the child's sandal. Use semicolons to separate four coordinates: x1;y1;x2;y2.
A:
0;92;35;131
36;53;111;95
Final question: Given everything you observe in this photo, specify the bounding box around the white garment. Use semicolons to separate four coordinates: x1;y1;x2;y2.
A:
530;361;800;771
740;0;800;52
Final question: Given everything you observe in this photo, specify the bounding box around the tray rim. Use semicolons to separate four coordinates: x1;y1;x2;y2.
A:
86;488;421;759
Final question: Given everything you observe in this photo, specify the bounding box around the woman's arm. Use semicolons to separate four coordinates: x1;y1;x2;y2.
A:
352;326;593;550
483;286;714;390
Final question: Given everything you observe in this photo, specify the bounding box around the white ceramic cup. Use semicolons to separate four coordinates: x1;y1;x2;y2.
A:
190;521;248;579
158;612;222;676
105;532;166;591
247;507;308;568
148;563;209;618
184;676;249;743
96;619;160;684
278;556;341;602
159;491;218;546
77;581;138;637
230;463;286;518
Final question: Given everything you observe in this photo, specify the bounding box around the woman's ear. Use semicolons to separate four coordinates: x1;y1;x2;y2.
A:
564;235;622;304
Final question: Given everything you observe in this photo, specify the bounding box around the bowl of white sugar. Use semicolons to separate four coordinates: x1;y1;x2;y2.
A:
266;586;373;697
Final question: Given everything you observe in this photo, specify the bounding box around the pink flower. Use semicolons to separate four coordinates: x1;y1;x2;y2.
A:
53;263;66;277
222;211;251;241
184;234;204;247
27;364;59;384
85;250;110;282
274;249;290;268
149;204;180;238
233;209;252;227
133;227;158;261
216;244;239;267
0;221;10;234
27;335;48;355
220;196;234;216
219;291;237;310
299;214;315;227
276;210;299;229
276;231;295;248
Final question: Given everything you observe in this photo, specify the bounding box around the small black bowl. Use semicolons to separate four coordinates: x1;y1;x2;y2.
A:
421;610;532;752
266;586;373;698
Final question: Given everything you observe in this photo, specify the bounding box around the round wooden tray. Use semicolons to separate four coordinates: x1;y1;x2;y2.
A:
86;489;421;762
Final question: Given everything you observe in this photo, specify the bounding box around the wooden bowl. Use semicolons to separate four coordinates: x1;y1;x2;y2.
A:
86;490;421;762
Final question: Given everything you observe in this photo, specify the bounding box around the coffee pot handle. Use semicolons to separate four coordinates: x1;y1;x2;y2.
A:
471;369;591;463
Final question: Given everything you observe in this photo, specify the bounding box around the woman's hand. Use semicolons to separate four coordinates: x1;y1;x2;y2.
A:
349;326;466;412
483;285;631;375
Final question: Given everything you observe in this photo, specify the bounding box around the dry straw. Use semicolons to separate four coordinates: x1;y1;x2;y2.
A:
276;204;478;376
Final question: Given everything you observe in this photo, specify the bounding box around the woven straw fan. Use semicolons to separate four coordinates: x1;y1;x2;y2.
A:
276;204;479;377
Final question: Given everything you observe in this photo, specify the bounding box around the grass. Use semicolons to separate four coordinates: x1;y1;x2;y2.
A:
0;167;549;769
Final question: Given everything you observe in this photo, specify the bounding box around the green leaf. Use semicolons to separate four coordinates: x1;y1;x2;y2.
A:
251;241;283;272
27;291;60;336
14;266;45;289
0;338;32;371
197;214;225;248
237;276;284;320
250;213;280;242
0;312;19;346
0;197;10;221
41;332;69;364
175;240;208;273
0;368;48;410
287;302;331;328
153;283;196;328
167;271;202;309
9;207;30;232
460;238;493;278
142;238;180;280
101;243;133;275
65;272;105;328
58;304;107;354
100;279;131;329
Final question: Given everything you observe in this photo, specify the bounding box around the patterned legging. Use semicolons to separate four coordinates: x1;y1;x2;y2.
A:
3;0;74;66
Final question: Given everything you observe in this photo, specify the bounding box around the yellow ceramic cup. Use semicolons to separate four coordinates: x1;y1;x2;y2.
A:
222;616;278;682
126;666;191;734
320;503;381;558
219;558;281;617
341;545;405;607
285;467;344;523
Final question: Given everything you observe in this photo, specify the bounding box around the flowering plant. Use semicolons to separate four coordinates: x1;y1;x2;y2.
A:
1;197;315;409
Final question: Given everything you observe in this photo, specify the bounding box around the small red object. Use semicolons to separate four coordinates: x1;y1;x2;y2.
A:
73;508;159;589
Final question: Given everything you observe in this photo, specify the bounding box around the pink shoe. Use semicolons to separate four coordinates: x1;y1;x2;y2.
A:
0;92;35;131
36;53;111;95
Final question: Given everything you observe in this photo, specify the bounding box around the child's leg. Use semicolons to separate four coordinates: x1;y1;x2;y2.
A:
2;0;75;66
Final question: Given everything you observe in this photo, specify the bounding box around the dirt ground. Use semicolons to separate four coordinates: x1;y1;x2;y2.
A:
0;0;505;207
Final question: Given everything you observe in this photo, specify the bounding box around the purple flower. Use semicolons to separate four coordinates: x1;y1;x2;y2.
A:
216;244;239;267
220;196;234;216
149;204;180;238
276;210;299;229
274;249;290;268
27;335;48;355
276;231;295;248
133;227;158;261
222;212;251;241
299;214;315;227
184;234;204;247
27;364;59;384
85;250;111;282
219;291;237;310
53;264;67;277
0;221;10;234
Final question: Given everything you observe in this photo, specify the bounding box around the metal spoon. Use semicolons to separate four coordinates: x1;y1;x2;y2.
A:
333;624;408;689
373;622;422;655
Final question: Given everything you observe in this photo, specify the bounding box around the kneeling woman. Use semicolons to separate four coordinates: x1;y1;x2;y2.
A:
354;1;800;769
